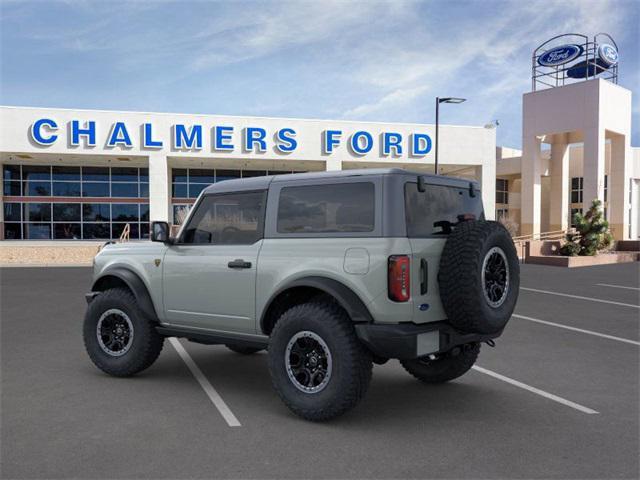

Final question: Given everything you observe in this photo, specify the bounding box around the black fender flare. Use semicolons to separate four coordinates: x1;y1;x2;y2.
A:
91;267;158;321
260;276;374;333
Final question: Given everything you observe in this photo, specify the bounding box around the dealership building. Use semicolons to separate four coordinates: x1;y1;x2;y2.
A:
0;106;496;241
0;34;638;247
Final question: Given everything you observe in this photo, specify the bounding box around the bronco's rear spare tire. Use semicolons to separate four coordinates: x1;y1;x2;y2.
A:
438;220;519;334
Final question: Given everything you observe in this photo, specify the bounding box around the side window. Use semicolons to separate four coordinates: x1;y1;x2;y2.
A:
181;191;265;245
277;182;375;234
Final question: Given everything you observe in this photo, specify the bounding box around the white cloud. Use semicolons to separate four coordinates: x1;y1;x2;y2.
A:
188;1;410;71
2;0;635;147
339;0;629;120
342;85;428;117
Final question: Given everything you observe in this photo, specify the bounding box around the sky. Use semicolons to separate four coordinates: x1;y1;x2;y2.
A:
1;0;638;148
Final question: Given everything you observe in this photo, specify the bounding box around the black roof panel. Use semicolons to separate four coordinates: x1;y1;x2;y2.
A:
202;168;477;194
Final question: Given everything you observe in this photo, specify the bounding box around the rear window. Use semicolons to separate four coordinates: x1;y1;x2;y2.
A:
277;182;375;234
405;182;484;237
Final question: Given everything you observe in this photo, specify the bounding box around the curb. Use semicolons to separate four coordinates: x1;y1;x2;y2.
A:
0;263;93;268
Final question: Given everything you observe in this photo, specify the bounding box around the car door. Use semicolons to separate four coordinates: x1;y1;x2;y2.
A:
162;190;266;334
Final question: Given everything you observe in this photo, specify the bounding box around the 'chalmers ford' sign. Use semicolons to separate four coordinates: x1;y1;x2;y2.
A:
29;118;434;157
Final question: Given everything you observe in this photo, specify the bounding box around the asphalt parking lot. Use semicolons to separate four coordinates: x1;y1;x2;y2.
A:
1;263;638;479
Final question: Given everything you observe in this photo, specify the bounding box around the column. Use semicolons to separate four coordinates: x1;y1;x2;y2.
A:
476;163;496;221
325;158;342;171
582;126;605;212
148;153;171;223
520;135;543;237
0;171;4;240
549;134;570;232
609;134;631;240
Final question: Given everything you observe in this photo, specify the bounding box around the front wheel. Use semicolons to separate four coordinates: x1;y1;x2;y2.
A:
83;288;164;377
268;302;372;421
400;343;480;383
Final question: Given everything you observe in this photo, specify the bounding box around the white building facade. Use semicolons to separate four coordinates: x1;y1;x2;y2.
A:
0;106;496;241
497;143;640;237
495;79;639;241
520;79;634;240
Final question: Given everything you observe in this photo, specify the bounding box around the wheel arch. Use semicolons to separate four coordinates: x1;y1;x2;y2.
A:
92;267;158;321
259;276;373;335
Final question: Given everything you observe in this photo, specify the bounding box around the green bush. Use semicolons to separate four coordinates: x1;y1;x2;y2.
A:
560;199;613;256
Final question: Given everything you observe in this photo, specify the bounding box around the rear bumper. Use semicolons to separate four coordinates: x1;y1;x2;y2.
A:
354;321;502;360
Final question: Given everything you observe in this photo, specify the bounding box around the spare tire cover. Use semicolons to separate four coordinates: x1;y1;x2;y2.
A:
438;220;519;334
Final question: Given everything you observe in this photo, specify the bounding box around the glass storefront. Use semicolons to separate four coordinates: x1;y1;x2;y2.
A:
171;168;299;225
3;164;149;240
2;164;307;238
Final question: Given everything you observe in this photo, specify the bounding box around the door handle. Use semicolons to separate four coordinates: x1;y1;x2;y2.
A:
228;259;252;269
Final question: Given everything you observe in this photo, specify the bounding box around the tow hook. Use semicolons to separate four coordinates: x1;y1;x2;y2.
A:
484;339;496;348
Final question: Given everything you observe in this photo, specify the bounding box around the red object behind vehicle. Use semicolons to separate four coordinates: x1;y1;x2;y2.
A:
388;255;410;302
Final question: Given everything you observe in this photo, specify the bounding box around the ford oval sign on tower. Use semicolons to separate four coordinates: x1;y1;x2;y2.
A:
598;43;618;66
532;33;620;91
537;44;583;67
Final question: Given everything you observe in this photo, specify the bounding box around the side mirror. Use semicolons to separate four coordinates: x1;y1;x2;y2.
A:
151;221;171;243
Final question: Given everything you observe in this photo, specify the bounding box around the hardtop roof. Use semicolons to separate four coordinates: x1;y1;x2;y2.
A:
202;168;477;195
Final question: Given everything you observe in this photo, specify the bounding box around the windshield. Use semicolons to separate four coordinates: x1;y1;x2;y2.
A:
404;182;484;237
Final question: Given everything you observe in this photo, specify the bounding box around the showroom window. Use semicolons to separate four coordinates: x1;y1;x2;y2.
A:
570;177;583;203
3;164;149;199
3;201;149;240
3;164;149;240
496;208;509;220
496;178;509;204
570;208;583;228
4;202;149;240
171;168;301;225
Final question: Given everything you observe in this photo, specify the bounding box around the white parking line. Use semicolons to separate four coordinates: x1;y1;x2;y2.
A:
596;283;640;291
169;338;241;427
513;314;640;345
520;287;640;309
472;366;599;415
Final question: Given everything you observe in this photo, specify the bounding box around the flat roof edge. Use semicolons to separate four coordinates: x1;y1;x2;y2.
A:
0;105;488;129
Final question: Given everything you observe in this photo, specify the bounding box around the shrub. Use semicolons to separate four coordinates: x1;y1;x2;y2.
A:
560;199;613;256
498;216;519;237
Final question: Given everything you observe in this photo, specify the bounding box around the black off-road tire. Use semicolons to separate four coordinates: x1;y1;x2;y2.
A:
400;343;480;383
225;344;264;355
83;288;164;377
438;220;519;334
268;302;373;421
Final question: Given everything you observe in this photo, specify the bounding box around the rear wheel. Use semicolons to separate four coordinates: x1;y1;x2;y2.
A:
83;288;164;377
400;343;480;383
225;344;263;355
268;301;372;421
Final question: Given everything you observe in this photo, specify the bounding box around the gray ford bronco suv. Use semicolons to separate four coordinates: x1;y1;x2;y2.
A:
84;169;519;421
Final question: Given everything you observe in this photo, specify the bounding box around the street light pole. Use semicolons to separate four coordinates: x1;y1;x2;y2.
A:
435;97;440;175
434;96;466;175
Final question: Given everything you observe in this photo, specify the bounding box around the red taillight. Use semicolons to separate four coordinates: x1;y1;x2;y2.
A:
388;255;410;302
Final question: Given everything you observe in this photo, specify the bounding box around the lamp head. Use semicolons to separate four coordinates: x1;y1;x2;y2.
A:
438;97;466;104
